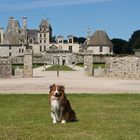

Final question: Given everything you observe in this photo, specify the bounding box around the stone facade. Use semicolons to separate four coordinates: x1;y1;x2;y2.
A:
0;17;80;58
106;56;140;79
0;57;12;78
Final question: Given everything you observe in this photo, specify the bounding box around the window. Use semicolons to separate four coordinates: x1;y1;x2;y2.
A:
69;46;72;52
69;39;73;43
9;52;11;57
59;40;62;43
40;34;42;37
40;46;42;52
40;40;42;43
19;49;21;53
99;46;103;52
44;33;46;37
44;39;46;43
9;46;11;50
29;39;32;43
22;49;24;52
44;46;46;51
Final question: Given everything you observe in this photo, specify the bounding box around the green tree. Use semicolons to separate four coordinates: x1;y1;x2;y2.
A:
129;30;140;49
73;36;86;44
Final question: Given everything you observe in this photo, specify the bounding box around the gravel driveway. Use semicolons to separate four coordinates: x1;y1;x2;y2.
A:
0;65;140;94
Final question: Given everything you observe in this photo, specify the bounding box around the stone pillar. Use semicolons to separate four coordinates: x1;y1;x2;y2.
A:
84;53;93;76
24;48;33;78
0;57;12;78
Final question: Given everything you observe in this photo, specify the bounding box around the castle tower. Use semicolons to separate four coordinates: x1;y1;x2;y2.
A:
4;17;21;44
38;19;52;45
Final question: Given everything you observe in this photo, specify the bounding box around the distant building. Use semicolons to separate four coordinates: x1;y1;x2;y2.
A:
0;17;80;57
85;30;113;54
0;17;113;65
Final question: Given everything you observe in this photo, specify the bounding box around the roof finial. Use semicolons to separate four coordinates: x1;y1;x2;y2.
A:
87;27;91;40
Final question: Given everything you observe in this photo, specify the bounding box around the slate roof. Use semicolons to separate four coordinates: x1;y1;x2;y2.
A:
40;19;49;26
27;29;38;42
88;30;113;46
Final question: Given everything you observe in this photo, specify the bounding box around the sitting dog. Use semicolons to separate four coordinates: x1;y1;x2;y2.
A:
49;84;77;123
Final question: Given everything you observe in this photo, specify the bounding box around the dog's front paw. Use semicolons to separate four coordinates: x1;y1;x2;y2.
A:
61;120;66;124
53;120;57;124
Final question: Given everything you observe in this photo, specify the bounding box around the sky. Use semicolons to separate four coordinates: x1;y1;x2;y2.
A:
0;0;140;40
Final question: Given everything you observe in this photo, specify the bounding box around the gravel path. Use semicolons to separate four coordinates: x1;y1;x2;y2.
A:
0;65;140;94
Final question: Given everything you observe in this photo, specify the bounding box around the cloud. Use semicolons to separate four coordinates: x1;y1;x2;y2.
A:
0;0;113;11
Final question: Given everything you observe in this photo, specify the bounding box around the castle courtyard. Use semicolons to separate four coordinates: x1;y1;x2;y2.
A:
0;65;140;94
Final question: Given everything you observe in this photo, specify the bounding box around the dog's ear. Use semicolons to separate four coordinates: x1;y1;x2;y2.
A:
49;84;55;90
61;86;65;91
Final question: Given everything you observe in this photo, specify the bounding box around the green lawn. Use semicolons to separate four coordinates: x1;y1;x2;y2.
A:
0;94;140;140
46;65;74;71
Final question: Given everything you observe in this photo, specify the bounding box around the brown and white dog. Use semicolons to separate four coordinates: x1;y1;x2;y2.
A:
49;84;77;123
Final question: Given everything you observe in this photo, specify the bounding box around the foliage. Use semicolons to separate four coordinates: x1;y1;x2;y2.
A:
0;94;140;140
73;36;86;44
111;38;133;54
129;30;140;49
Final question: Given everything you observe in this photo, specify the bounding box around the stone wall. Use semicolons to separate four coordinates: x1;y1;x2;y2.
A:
12;52;84;65
106;56;140;79
0;57;12;78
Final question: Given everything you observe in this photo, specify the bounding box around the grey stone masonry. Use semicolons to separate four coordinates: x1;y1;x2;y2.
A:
106;56;140;79
0;57;12;78
15;67;23;78
84;53;93;76
24;48;33;78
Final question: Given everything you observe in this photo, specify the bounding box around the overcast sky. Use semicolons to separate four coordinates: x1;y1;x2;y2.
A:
0;0;140;40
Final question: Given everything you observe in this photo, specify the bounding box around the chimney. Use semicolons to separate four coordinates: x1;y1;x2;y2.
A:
23;16;27;29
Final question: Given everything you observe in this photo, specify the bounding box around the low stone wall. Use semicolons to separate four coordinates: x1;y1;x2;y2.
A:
11;52;84;65
0;57;12;78
106;56;140;79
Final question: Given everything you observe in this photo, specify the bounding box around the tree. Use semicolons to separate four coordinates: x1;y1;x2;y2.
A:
129;30;140;49
73;36;86;44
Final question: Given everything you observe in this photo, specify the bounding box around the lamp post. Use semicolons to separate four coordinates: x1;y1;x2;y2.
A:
54;56;60;77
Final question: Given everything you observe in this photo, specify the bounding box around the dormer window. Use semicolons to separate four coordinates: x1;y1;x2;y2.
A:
69;39;73;43
59;40;62;43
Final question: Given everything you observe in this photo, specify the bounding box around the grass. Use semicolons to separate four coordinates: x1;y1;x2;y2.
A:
0;94;140;140
46;65;74;71
76;63;105;68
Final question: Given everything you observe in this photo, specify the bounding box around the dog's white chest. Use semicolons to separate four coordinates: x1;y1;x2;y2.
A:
51;99;60;110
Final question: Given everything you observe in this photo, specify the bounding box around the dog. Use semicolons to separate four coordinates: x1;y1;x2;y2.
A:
49;84;77;123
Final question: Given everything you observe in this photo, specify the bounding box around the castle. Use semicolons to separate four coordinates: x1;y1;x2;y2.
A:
0;17;113;65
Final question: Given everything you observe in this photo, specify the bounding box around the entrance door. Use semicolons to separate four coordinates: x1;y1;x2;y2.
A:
62;60;65;65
